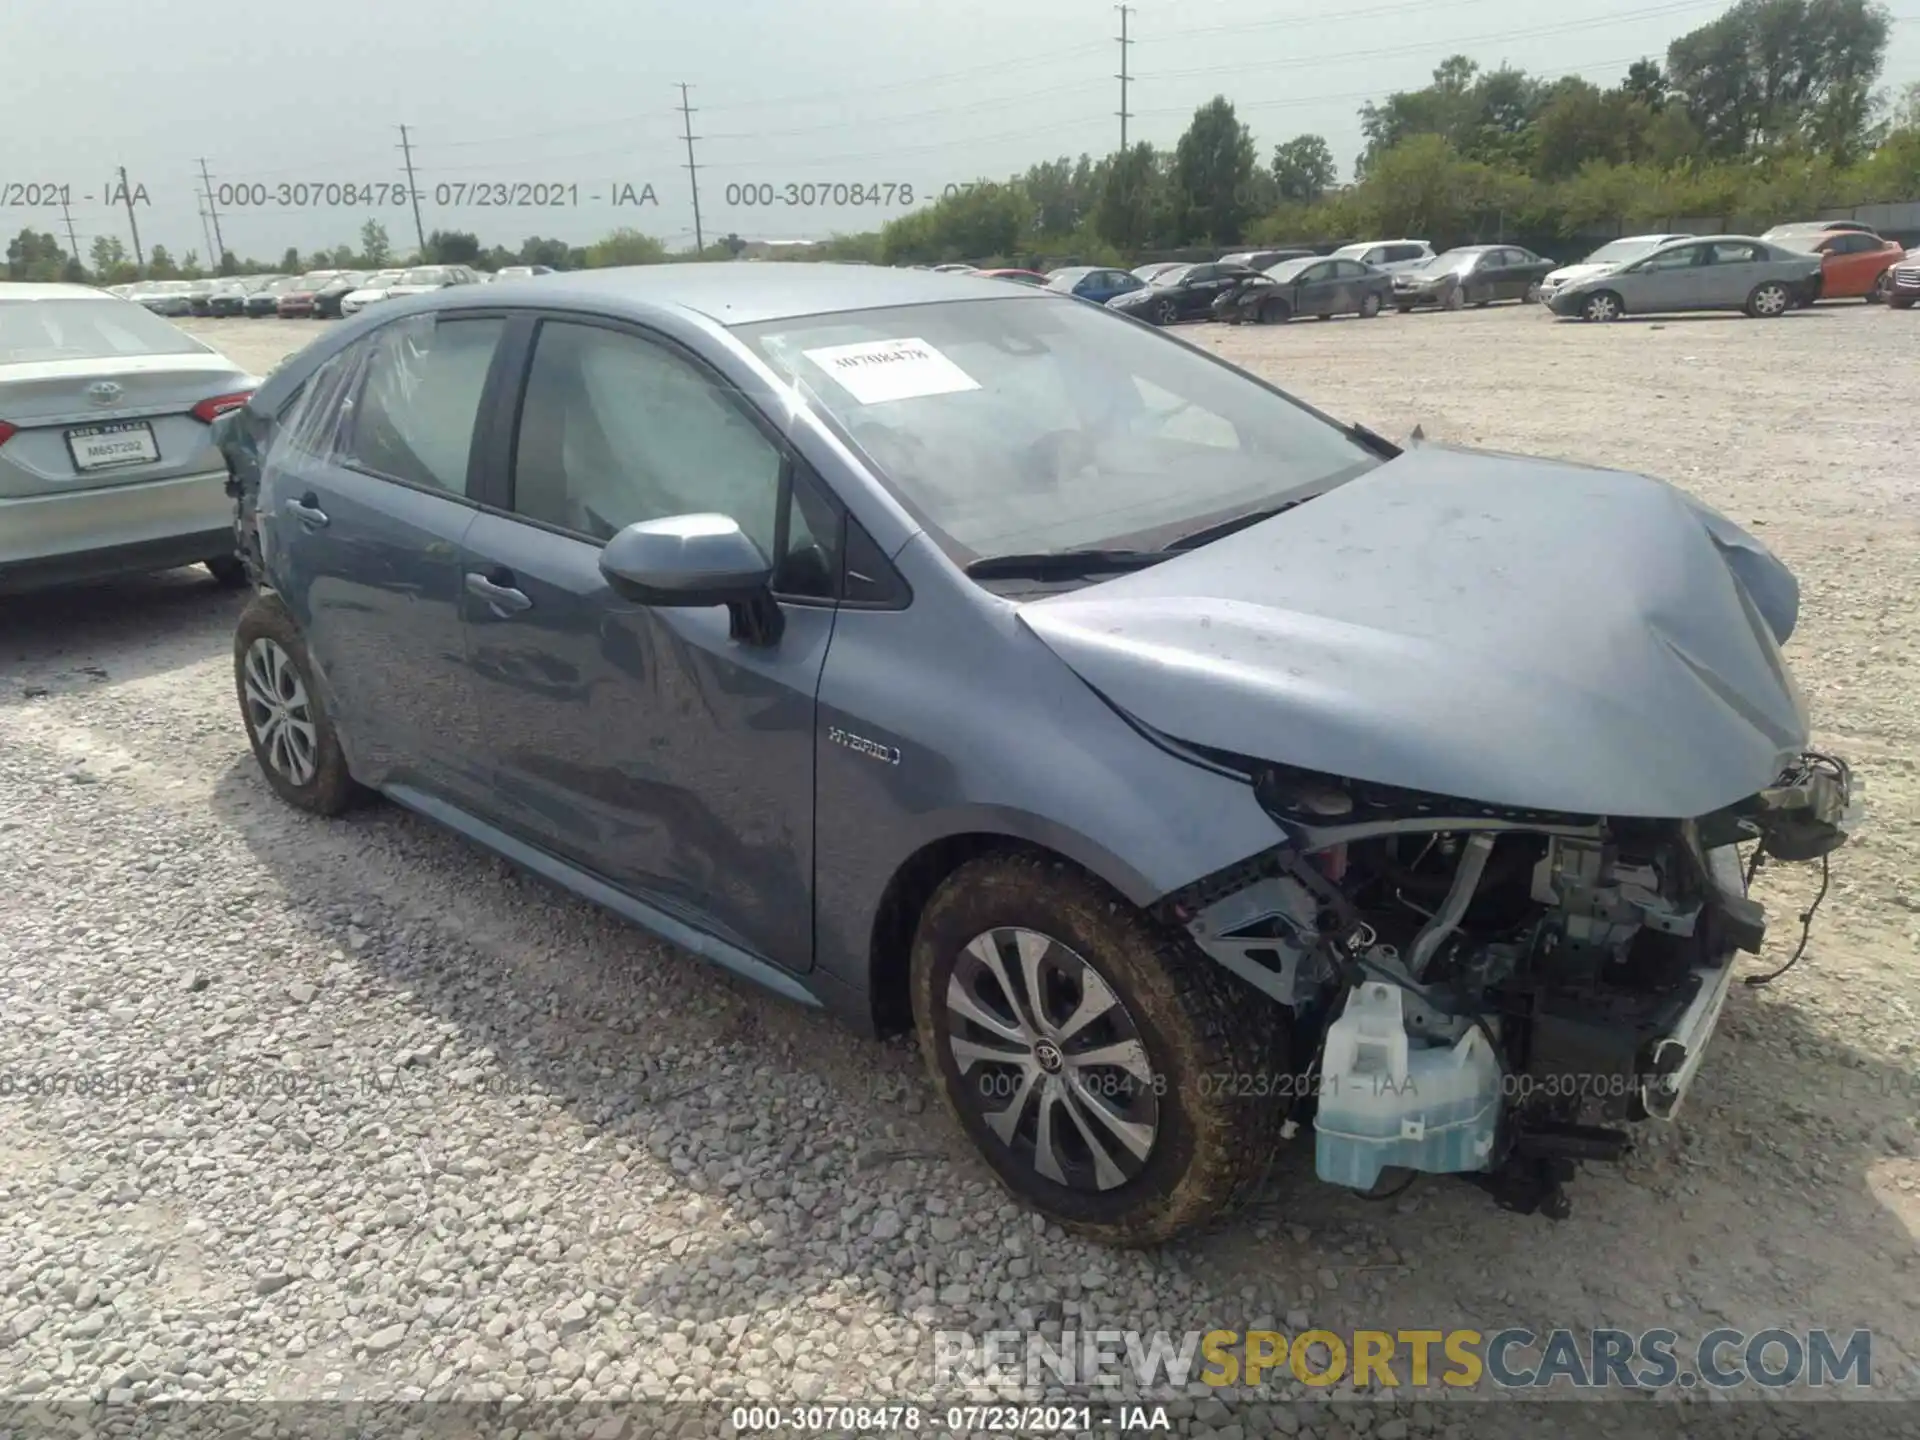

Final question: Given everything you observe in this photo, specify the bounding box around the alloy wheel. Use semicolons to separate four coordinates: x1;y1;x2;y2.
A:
1752;283;1789;317
1154;299;1178;325
1583;293;1620;322
242;637;319;787
943;927;1160;1193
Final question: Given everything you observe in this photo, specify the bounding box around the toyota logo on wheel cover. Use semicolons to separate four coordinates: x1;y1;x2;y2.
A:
87;381;123;406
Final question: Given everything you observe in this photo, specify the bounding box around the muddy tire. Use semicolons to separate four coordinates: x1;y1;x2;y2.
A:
910;852;1290;1246
233;594;366;816
204;554;249;588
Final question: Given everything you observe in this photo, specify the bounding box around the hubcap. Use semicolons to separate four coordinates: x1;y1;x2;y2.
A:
1756;286;1786;315
943;927;1160;1192
242;637;319;787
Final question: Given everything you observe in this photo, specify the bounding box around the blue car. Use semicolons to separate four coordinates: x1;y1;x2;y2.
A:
1044;265;1144;305
215;264;1849;1245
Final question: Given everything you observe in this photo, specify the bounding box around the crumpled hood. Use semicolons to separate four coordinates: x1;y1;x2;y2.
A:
1018;444;1808;819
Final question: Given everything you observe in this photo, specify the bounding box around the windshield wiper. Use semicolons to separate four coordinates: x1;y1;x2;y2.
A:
964;548;1170;580
1163;501;1306;551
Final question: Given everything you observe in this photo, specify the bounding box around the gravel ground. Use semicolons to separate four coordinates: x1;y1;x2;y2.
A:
1;308;1916;1436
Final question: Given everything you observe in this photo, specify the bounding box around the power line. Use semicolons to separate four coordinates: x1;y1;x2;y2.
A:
116;165;145;273
1117;4;1135;152
678;82;705;253
197;158;227;263
397;125;427;253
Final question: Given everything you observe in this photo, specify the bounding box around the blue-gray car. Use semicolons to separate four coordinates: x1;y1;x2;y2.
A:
215;265;1851;1244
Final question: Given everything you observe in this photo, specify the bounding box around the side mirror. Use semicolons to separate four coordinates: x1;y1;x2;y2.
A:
599;513;772;607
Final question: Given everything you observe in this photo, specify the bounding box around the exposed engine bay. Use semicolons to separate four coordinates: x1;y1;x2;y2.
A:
1167;750;1855;1217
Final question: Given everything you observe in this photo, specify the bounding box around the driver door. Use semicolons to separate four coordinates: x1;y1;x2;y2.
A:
457;313;841;975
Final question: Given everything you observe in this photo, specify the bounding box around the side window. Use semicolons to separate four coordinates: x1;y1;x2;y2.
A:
1337;260;1368;278
272;346;368;462
1640;246;1700;271
1707;242;1761;264
509;320;832;593
341;315;503;496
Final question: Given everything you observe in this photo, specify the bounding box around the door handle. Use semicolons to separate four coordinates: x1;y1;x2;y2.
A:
283;495;329;528
465;571;533;616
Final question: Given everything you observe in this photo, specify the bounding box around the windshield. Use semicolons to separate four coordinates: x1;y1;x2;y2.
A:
1149;265;1195;287
732;296;1378;562
399;268;446;285
0;297;208;363
1583;238;1668;265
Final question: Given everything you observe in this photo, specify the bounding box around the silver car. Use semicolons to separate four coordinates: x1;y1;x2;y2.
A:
131;280;196;317
0;284;257;593
1547;235;1823;321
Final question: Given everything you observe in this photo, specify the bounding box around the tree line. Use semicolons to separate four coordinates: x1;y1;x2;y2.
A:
8;0;1918;284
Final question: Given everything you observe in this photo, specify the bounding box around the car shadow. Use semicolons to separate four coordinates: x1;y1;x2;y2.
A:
0;567;246;701
203;747;1920;1396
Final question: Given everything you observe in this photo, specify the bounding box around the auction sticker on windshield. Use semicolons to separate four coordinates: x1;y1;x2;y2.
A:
802;338;980;404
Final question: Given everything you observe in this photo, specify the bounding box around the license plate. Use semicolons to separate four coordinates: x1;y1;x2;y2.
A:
66;421;159;472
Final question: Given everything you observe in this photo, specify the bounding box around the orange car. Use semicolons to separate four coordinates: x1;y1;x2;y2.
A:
1799;228;1909;300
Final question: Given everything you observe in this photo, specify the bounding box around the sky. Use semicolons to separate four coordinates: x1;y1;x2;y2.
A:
7;0;1919;263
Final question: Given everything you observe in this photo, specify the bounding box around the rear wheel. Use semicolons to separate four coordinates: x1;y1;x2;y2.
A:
1746;281;1791;318
1581;290;1623;323
910;854;1289;1246
233;596;365;816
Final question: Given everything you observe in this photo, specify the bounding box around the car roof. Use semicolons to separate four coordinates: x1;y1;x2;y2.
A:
409;262;1052;325
0;283;110;301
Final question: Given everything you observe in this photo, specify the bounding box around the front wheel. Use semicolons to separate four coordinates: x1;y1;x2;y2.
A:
1523;282;1542;304
1747;281;1791;318
233;596;366;816
1259;297;1293;324
1359;292;1382;318
1891;295;1916;310
1581;290;1623;323
1868;269;1892;304
1443;286;1465;311
1153;298;1178;326
910;854;1289;1246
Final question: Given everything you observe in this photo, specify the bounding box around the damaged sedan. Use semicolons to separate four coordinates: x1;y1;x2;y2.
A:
214;266;1852;1246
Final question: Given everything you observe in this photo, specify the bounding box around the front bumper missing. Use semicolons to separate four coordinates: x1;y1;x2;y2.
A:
1640;846;1745;1120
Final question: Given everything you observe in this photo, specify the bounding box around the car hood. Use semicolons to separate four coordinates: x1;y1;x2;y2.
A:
1545;261;1618;286
1017;444;1807;819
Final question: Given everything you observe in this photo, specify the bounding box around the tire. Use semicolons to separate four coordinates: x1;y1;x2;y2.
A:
1359;292;1382;318
1394;302;1414;314
233;595;365;816
1443;286;1465;311
1746;281;1791;318
1892;295;1916;310
1523;283;1542;304
204;554;249;589
1868;269;1892;304
1259;297;1292;324
910;853;1290;1247
1153;299;1178;326
1581;290;1623;323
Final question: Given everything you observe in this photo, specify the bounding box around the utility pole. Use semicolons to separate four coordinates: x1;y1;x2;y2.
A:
58;197;81;265
397;124;428;256
117;165;145;273
195;191;217;269
197;158;228;268
1115;5;1134;152
677;83;704;254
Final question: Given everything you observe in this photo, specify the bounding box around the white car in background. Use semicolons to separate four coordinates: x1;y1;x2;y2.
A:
1537;234;1693;305
337;269;407;318
493;264;556;280
1328;239;1435;275
381;264;481;300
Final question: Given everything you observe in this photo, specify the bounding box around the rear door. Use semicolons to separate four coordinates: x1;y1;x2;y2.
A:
259;309;506;807
457;313;841;975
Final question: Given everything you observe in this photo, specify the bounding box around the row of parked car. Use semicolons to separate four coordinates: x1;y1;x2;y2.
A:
937;220;1918;326
107;264;556;322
